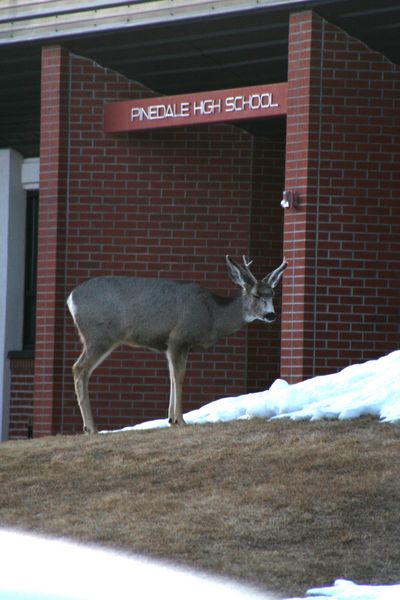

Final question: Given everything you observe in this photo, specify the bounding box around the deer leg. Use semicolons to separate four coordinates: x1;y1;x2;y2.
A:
166;346;188;425
72;344;113;434
167;369;176;424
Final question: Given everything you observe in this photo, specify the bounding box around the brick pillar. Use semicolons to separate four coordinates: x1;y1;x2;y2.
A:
33;46;70;435
281;11;400;383
281;11;323;383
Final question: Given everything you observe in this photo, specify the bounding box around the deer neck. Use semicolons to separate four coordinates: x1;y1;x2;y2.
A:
214;293;247;338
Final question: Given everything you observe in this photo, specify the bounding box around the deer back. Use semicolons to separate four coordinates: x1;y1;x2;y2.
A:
68;276;235;352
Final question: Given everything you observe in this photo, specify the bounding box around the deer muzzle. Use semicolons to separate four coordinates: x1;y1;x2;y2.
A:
264;312;276;323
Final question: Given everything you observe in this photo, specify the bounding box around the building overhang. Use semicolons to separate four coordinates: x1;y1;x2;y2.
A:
0;0;308;44
1;1;399;156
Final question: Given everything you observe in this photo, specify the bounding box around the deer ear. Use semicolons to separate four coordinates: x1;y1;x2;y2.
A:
226;255;257;289
264;259;288;288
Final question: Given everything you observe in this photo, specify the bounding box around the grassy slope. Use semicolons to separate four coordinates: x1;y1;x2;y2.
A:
1;418;400;597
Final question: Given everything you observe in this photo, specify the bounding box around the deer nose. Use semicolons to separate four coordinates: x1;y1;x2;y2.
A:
264;312;276;322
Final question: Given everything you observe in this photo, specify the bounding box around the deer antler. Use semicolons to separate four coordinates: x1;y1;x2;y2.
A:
242;255;253;269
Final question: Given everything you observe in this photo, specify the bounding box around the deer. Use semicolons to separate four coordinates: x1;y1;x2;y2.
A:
67;256;287;433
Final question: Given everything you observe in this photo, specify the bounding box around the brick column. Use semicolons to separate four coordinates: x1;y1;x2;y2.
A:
33;46;70;435
281;11;400;383
281;11;324;383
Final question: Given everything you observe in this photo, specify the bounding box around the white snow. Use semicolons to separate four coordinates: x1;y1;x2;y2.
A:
0;529;272;600
114;349;400;433
287;579;400;600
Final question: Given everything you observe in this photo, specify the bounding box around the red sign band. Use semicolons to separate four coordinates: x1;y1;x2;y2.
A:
104;82;287;133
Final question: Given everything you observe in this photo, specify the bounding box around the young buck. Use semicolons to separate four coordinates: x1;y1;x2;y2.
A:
67;256;287;433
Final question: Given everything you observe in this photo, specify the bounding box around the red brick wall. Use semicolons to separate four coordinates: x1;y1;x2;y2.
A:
9;357;34;439
281;11;400;382
34;46;284;435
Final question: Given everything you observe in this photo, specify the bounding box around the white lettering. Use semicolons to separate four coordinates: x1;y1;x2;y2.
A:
130;90;280;124
131;107;141;121
203;99;213;115
131;101;192;122
225;96;235;112
224;92;279;114
148;105;159;119
194;98;223;115
181;102;190;117
260;93;279;109
214;99;222;113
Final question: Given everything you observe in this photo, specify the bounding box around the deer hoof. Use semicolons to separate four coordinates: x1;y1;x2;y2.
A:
83;425;97;434
168;417;186;426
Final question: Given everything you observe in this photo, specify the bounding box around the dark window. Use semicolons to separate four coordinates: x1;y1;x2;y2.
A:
23;190;39;350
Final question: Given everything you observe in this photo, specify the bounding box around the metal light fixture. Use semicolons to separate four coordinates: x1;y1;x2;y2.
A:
280;190;299;210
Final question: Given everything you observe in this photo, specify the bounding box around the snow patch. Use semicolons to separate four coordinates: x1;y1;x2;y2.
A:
287;578;400;600
107;349;400;434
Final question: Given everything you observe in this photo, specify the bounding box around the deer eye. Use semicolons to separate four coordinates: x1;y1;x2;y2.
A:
253;293;262;300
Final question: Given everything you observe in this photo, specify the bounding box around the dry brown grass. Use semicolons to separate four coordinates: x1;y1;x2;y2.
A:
1;418;400;597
